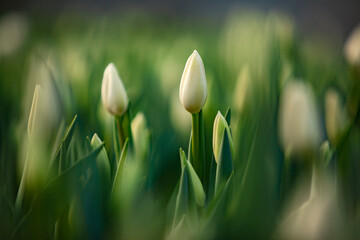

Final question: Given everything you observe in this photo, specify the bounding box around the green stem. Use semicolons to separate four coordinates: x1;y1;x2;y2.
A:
124;107;134;151
191;110;205;184
280;152;290;203
115;116;125;149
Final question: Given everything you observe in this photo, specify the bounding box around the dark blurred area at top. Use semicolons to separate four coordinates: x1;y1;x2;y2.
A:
0;0;359;43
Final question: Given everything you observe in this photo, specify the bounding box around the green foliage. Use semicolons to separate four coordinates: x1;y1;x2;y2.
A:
0;10;359;240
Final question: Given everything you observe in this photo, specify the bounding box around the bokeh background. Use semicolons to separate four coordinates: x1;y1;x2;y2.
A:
1;0;360;239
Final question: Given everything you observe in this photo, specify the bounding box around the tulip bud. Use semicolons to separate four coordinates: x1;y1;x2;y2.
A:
212;111;234;163
101;63;129;116
179;50;207;114
325;89;349;146
278;81;322;156
131;112;150;161
344;23;360;67
90;133;111;188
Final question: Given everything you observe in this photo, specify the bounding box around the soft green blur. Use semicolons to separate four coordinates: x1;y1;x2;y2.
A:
0;9;360;239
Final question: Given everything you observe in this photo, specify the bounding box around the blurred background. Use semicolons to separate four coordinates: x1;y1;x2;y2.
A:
1;0;360;239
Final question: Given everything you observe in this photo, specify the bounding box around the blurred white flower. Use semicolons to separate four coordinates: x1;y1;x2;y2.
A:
325;89;349;146
278;171;344;240
212;111;234;163
344;23;360;67
131;112;150;161
179;50;207;114
278;80;322;156
101;63;129;116
233;65;252;114
0;13;28;57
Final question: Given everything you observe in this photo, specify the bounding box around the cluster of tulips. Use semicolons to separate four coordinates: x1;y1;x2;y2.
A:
8;18;360;239
101;50;236;237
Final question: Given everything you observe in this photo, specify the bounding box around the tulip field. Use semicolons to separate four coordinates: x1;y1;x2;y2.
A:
1;11;360;239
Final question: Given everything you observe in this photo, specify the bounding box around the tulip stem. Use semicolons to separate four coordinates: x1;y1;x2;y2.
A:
115;116;125;151
280;152;290;203
191;110;205;184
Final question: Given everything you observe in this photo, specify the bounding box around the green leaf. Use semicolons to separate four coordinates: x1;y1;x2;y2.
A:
179;148;187;170
11;143;105;239
185;160;205;207
215;131;234;195
90;134;111;190
49;115;78;173
172;166;189;228
224;107;231;126
111;138;129;197
207;155;216;202
205;173;233;222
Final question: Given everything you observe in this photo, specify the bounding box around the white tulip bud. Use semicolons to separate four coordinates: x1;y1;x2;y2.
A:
101;63;129;116
212;111;234;163
179;50;207;114
325;89;349;146
278;81;322;156
344;23;360;67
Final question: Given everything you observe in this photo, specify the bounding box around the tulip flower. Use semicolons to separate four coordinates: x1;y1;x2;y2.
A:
179;50;207;182
179;50;207;114
278;80;322;156
212;111;234;163
325;89;349;147
344;23;360;67
101;63;129;116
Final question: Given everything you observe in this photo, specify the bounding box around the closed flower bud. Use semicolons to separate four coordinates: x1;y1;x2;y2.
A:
325;89;349;146
131;112;150;161
278;81;322;156
212;111;234;163
101;63;129;116
90;133;111;188
179;50;207;114
344;23;360;67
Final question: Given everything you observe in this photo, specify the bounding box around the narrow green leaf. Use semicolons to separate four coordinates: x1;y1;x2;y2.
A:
111;138;129;196
179;148;187;170
91;134;111;190
185;160;205;207
49;115;78;173
215;131;234;195
11;143;105;239
172;166;189;228
187;131;192;163
207;155;216;202
224;107;231;126
205;173;233;221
